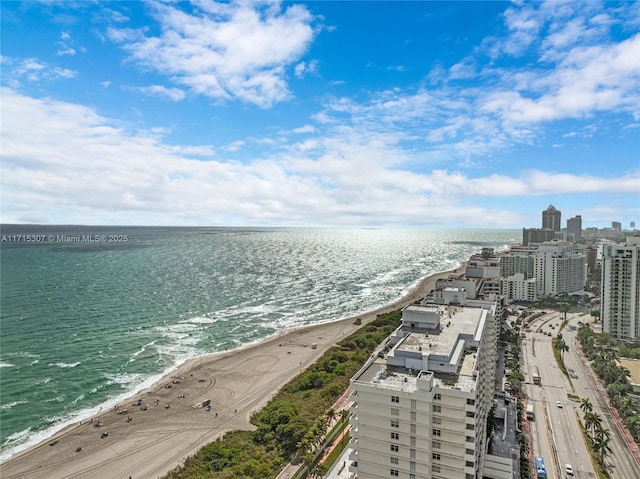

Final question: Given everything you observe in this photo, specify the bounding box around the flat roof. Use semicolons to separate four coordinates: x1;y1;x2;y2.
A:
354;304;487;393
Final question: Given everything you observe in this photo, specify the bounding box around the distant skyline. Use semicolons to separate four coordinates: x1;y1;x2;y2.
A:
1;1;639;228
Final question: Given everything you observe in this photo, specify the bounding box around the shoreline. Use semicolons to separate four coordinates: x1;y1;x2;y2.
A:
0;262;465;479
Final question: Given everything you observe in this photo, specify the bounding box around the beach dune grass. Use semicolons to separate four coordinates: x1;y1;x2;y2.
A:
164;310;401;478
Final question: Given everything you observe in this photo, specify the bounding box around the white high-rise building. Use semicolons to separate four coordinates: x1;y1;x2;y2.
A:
533;244;586;297
348;296;498;479
500;273;537;302
601;237;640;340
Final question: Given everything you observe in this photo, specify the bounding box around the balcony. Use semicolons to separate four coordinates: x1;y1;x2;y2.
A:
349;414;359;427
349;461;358;473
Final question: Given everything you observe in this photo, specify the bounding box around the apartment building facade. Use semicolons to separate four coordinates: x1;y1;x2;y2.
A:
349;297;498;479
533;244;586;297
601;237;640;340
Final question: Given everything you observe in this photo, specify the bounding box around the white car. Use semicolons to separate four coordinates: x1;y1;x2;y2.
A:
565;463;574;475
557;401;563;408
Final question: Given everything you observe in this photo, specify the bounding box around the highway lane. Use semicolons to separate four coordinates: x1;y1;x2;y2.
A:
522;312;562;478
561;314;640;479
522;311;596;479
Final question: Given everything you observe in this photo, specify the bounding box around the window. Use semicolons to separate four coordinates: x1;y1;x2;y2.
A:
432;404;441;413
410;411;417;422
466;399;475;405
432;466;440;473
391;432;399;440
390;469;399;477
391;396;399;403
466;436;474;443
434;393;441;400
432;429;441;436
391;408;399;416
432;453;441;460
466;424;475;430
391;457;399;465
466;411;475;418
466;461;475;468
432;441;441;449
391;419;399;428
410;424;416;434
390;444;399;452
433;416;441;424
466;448;474;455
411;399;417;410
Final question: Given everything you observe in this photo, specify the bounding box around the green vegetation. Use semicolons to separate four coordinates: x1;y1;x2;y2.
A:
516;399;531;479
578;324;640;445
164;311;402;478
552;333;570;380
577;397;612;478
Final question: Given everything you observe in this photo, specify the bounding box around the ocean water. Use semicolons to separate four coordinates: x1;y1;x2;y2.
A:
0;226;518;460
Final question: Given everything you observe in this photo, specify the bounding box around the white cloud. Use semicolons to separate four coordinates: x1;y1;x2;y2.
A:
294;59;319;78
136;85;186;102
108;0;316;108
6;88;635;227
56;30;76;56
2;57;77;85
292;125;315;134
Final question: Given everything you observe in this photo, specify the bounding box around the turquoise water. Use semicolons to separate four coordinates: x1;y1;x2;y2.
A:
0;226;518;460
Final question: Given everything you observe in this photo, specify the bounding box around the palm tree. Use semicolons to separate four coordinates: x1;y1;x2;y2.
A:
339;408;349;423
579;397;593;415
326;408;336;426
593;433;612;466
595;427;611;441
584;411;602;439
553;335;569;359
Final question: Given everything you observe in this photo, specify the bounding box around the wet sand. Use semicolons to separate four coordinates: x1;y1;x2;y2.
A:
0;264;464;479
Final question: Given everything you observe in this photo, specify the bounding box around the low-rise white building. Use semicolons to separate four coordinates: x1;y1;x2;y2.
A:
349;296;498;479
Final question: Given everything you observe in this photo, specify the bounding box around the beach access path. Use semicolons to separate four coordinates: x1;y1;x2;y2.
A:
0;264;465;479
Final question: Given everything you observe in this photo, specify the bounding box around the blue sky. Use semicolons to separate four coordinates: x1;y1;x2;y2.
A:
1;0;639;228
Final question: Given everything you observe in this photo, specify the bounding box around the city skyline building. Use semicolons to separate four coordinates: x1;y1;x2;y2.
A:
542;205;562;232
601;236;640;340
567;215;583;242
522;228;556;246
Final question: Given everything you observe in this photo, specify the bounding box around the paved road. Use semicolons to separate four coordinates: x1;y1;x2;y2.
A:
523;311;596;479
561;315;640;479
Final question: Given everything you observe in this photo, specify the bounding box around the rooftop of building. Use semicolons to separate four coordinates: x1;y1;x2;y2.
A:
352;303;487;393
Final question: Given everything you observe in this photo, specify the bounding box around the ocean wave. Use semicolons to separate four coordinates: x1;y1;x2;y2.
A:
182;316;218;324
126;341;157;364
1;401;27;411
48;362;80;369
0;362;15;368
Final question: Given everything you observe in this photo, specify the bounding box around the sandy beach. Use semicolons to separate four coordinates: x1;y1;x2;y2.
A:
0;264;464;479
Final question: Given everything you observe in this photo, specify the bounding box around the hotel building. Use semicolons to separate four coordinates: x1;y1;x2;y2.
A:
601;236;640;340
348;291;498;479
